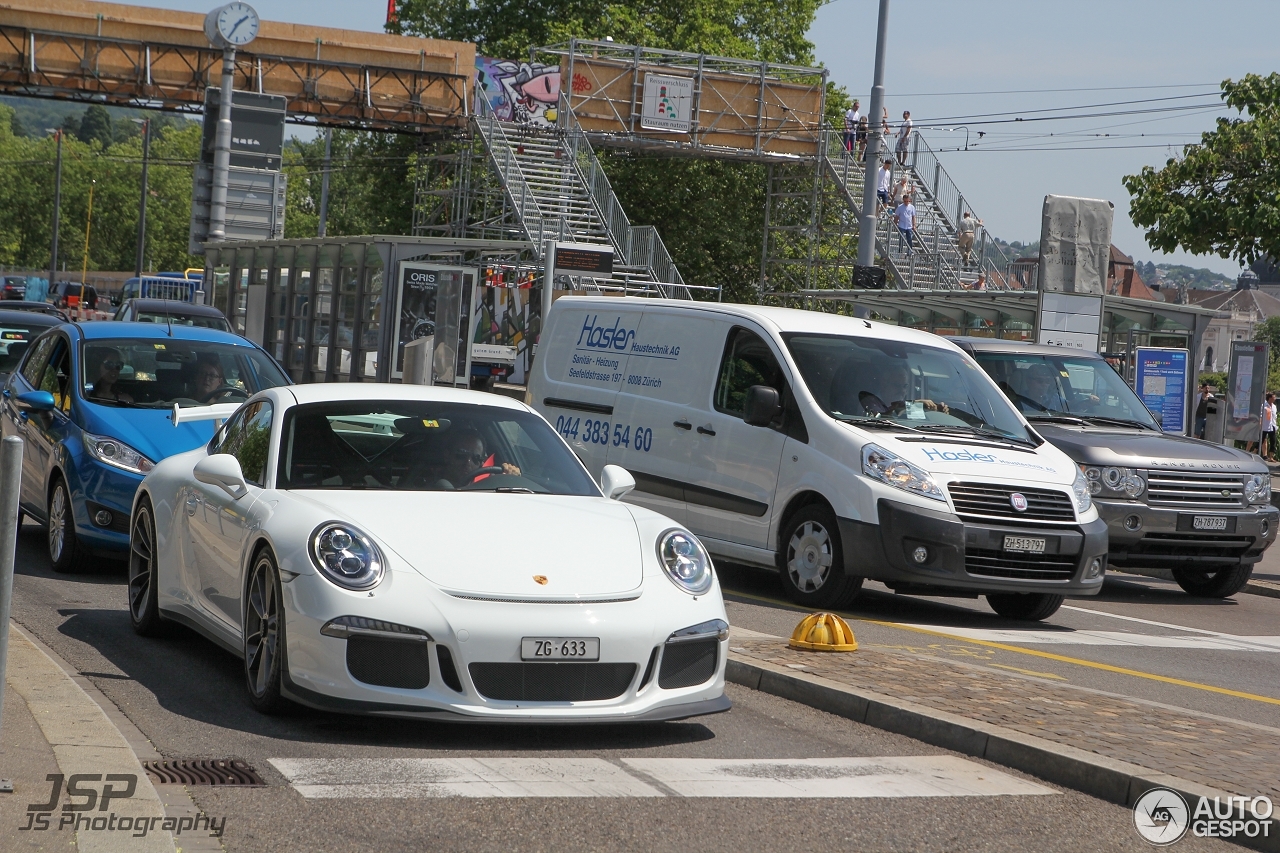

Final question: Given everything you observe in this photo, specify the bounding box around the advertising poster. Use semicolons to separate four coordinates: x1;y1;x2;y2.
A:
641;73;694;132
1134;347;1189;434
1225;341;1269;444
392;262;441;377
471;267;539;385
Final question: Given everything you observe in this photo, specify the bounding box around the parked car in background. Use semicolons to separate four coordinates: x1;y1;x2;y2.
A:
0;301;69;321
112;299;231;332
955;337;1277;598
0;308;62;384
0;322;291;572
2;275;27;300
51;282;99;311
112;271;204;307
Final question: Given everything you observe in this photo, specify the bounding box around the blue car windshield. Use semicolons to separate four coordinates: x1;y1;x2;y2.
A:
80;338;288;408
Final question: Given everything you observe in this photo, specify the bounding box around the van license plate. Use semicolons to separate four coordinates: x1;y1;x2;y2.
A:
521;638;600;661
1003;536;1046;553
1192;516;1228;531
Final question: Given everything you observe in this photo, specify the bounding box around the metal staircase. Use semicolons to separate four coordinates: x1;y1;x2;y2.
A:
471;95;698;298
819;129;1012;290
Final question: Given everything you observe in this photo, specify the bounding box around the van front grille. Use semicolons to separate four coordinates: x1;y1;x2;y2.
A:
965;548;1076;581
948;483;1075;522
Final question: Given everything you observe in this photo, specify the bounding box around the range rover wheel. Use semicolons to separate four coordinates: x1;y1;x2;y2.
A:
986;592;1065;621
777;504;863;608
1171;564;1252;598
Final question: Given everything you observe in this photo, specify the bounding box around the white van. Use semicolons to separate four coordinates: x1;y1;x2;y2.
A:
529;299;1107;620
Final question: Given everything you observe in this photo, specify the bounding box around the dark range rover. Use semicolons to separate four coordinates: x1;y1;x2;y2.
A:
955;338;1277;598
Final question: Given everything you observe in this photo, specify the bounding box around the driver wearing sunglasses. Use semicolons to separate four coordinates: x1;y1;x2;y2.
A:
433;428;520;489
88;347;134;404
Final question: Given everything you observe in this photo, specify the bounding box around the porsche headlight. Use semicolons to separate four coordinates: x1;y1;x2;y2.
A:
1082;466;1145;499
82;431;154;475
657;529;714;595
1245;473;1271;505
1071;468;1093;514
861;443;945;501
310;523;385;590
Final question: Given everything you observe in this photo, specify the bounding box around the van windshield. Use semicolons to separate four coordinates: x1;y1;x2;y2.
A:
783;334;1036;445
971;351;1158;429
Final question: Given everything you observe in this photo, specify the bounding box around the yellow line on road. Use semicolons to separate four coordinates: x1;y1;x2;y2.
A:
723;588;1280;706
989;663;1067;680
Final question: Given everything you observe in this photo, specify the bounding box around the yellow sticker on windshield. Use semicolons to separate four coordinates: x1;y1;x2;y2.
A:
422;419;440;428
153;344;165;350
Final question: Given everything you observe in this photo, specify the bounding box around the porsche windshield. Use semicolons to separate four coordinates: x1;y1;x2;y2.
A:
80;338;288;408
783;334;1035;444
970;351;1159;429
277;401;600;495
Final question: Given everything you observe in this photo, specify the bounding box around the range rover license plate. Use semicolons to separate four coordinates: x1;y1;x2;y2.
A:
521;637;600;661
1192;515;1229;531
1003;535;1046;553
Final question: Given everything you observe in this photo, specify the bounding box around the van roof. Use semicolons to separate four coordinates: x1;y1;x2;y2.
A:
559;297;965;353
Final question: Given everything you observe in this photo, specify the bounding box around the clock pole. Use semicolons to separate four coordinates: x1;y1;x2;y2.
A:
209;45;236;242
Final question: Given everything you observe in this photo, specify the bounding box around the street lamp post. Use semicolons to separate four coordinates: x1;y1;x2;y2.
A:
133;118;150;277
203;3;260;243
48;129;63;292
855;0;890;274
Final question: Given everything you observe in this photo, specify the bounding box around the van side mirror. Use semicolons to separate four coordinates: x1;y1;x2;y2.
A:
110;294;121;307
600;464;636;501
743;385;782;427
194;453;248;498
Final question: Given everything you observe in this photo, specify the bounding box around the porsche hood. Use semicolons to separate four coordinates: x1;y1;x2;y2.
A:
290;492;645;599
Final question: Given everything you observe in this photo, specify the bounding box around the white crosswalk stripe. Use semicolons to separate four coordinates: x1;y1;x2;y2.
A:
270;756;1054;799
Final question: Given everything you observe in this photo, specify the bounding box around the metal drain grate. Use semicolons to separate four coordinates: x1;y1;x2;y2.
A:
143;759;265;786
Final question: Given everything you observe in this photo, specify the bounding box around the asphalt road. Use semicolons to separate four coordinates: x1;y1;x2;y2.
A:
1;518;1258;853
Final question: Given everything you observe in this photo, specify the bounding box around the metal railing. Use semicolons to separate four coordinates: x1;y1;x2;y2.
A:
472;95;549;252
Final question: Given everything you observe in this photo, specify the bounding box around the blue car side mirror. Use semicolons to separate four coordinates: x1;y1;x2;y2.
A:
16;390;55;412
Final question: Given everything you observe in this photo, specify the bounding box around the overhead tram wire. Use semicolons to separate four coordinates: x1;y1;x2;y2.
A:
905;91;1225;125
893;82;1220;97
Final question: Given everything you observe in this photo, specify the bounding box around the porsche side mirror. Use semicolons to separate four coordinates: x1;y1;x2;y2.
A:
194;453;248;498
600;464;635;501
743;385;782;427
15;390;55;412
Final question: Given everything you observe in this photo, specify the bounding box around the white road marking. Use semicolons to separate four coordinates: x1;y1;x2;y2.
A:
271;756;1055;799
269;757;663;798
622;756;1055;798
1061;604;1261;638
900;623;1280;652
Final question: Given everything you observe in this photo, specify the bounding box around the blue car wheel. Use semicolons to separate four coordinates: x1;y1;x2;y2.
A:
48;476;89;573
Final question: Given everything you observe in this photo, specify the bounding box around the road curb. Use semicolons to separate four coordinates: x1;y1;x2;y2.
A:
1245;581;1280;600
727;655;1279;853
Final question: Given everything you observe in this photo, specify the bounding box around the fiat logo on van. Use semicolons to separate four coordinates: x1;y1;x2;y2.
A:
1010;493;1028;512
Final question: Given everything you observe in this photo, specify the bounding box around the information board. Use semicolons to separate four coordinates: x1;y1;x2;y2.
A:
1225;341;1269;444
1134;347;1189;434
640;73;694;132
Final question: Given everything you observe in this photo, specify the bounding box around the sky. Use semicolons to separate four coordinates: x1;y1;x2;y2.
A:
127;0;1279;277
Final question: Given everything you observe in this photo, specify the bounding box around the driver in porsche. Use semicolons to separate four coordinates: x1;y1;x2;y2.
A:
424;428;521;489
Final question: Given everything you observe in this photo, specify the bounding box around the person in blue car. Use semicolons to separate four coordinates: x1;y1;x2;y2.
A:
1;323;290;572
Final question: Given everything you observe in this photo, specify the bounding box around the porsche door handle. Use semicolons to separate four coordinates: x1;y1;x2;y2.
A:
673;419;692;430
697;425;716;436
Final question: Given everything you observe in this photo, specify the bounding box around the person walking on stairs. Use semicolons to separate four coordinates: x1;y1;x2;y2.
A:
957;211;983;266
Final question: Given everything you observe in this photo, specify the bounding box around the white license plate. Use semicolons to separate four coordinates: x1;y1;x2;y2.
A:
1003;535;1046;554
1193;516;1228;531
521;637;600;661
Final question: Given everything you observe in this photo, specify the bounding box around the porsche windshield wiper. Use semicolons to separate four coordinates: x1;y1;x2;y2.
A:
494;486;536;494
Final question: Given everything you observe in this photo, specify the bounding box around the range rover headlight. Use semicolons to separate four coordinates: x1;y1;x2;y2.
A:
1071;468;1093;514
861;443;945;502
310;523;385;590
1245;473;1271;505
657;529;714;595
82;431;154;475
1083;466;1144;499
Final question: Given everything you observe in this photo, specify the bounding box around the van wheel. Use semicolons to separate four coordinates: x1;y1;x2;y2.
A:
1171;564;1252;598
986;593;1064;621
47;477;88;574
777;504;863;608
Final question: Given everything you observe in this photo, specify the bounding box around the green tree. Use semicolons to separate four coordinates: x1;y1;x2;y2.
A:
282;130;418;239
1124;73;1280;266
77;104;114;149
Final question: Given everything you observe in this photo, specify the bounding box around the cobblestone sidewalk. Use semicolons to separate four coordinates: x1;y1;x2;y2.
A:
730;637;1280;801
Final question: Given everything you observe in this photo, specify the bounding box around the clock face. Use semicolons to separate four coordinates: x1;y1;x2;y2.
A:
216;2;260;46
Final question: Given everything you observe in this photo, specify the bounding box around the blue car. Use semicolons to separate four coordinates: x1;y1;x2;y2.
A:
0;322;290;572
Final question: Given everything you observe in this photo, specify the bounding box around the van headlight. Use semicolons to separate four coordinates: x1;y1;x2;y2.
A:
82;431;154;475
1071;469;1093;514
1245;473;1270;505
861;444;945;501
1082;466;1144;499
657;529;714;595
310;523;385;590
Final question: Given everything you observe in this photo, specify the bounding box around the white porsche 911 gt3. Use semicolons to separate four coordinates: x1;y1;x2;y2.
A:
128;384;730;722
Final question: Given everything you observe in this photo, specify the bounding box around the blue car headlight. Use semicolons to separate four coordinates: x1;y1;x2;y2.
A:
82;431;154;475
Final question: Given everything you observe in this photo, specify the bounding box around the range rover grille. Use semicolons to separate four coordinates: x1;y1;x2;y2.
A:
1145;471;1245;508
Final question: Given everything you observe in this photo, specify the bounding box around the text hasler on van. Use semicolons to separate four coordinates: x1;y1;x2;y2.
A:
575;315;681;359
